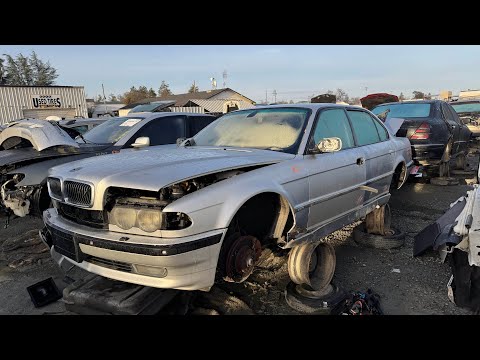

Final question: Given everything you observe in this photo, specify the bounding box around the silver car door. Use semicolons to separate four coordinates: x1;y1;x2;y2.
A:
346;109;394;204
301;108;367;231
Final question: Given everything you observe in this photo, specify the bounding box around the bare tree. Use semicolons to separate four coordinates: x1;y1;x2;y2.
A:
335;88;349;103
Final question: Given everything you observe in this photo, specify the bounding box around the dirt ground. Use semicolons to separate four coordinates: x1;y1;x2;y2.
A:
1;145;479;315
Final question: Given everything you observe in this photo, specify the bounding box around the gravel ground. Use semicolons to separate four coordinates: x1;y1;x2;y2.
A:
1;146;478;315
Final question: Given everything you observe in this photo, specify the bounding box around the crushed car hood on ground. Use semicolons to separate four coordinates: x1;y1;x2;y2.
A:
49;146;296;192
0;119;80;151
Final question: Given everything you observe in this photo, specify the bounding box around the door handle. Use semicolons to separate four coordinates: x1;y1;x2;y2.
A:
356;157;365;166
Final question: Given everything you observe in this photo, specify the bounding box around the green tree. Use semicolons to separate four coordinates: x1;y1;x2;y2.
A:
0;58;6;84
95;94;104;102
148;88;156;97
158;80;173;96
118;86;152;105
108;93;118;102
188;81;199;93
412;91;425;99
1;51;58;85
289;100;294;104
399;92;405;101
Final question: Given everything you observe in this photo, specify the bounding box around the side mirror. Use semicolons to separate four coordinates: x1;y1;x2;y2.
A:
131;136;150;148
176;137;186;146
317;137;342;153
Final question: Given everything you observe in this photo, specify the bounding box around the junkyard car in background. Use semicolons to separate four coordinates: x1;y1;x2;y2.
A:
0;113;216;218
450;100;480;138
372;100;472;176
42;104;412;291
59;118;107;134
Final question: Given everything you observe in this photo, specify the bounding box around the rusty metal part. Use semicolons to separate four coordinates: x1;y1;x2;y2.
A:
224;235;261;283
288;242;336;290
439;140;452;177
365;204;392;236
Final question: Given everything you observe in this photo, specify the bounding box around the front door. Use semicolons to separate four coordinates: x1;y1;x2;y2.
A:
303;108;367;231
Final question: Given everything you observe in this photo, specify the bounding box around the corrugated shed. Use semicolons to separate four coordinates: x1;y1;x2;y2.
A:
188;99;255;113
169;106;205;113
0;86;88;124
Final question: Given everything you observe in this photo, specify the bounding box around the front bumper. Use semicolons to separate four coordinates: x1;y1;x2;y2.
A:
42;208;226;291
411;144;445;166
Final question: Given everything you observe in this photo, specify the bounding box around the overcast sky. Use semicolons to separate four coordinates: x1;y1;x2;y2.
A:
2;45;479;102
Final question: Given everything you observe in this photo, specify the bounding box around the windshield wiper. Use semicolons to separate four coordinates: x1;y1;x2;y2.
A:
77;133;88;144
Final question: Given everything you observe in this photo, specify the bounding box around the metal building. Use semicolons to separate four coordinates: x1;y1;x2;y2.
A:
0;85;88;124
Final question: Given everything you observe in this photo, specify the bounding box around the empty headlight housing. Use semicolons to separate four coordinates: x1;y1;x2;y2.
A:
47;177;63;201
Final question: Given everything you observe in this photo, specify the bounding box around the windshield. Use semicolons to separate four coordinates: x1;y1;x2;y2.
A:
451;102;480;114
79;117;143;144
192;107;310;153
372;103;431;120
130;103;160;113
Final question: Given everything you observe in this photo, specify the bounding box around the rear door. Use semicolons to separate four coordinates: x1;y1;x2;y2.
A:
441;102;461;155
304;108;367;230
346;109;394;203
445;102;471;153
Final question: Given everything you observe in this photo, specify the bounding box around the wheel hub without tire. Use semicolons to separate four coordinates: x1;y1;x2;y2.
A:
288;242;336;291
225;235;262;283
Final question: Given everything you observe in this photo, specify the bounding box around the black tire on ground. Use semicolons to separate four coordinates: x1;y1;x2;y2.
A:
353;224;405;249
284;281;347;314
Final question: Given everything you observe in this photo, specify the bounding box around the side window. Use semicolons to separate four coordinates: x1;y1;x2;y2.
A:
126;116;186;147
72;125;88;134
312;109;355;150
347;110;381;146
445;103;461;124
371;115;389;141
189;116;215;136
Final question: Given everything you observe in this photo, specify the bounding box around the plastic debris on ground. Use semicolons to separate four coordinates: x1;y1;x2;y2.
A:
333;288;383;315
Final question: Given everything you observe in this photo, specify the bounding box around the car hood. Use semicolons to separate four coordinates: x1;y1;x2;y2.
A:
0;119;79;151
50;146;296;192
0;143;112;168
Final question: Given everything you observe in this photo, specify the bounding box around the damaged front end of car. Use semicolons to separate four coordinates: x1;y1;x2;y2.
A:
0;119;81;221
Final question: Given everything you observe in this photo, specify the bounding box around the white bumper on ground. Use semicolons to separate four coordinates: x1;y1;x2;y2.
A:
43;208;226;291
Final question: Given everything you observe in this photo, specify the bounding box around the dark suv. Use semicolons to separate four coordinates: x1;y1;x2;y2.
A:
372;100;472;176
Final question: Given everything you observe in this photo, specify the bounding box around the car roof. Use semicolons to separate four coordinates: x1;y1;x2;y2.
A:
372;100;437;108
450;100;480;104
140;112;216;120
242;103;368;111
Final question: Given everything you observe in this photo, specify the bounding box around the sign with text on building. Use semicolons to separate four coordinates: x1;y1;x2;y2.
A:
32;95;62;108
